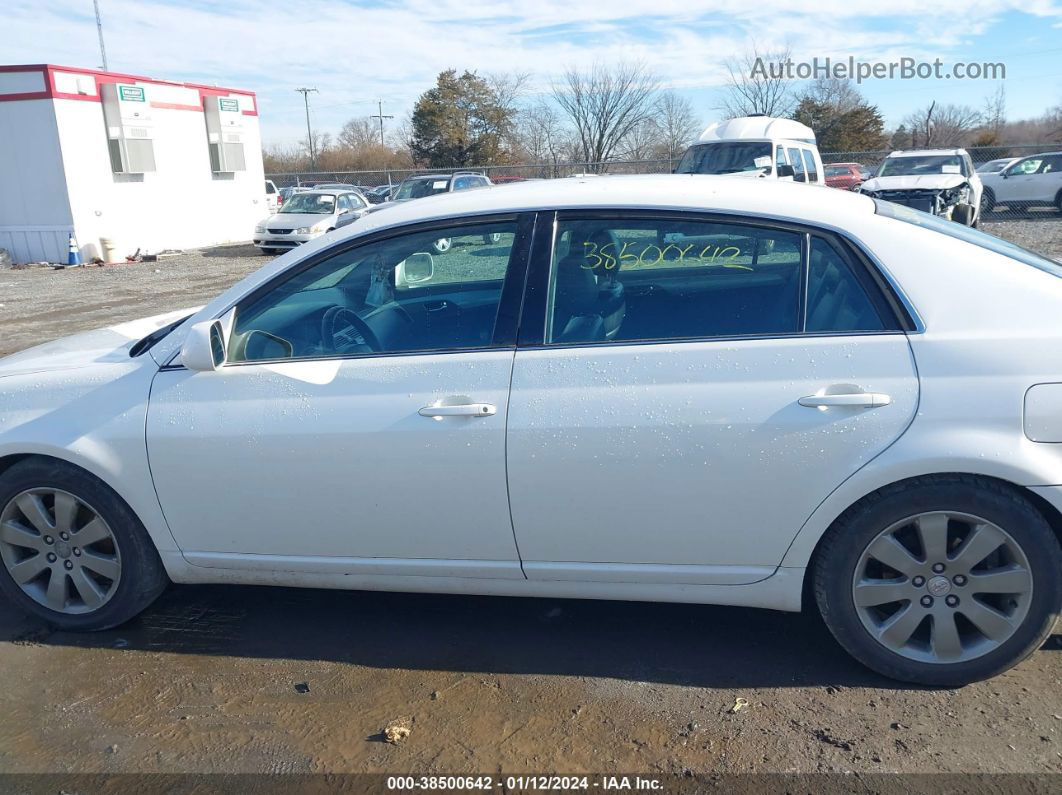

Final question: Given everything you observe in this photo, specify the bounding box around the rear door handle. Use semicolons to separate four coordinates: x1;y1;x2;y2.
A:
798;392;892;409
419;403;496;418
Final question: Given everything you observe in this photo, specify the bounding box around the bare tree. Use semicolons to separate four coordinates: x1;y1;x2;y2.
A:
337;118;381;151
488;72;532;115
617;117;662;162
552;61;661;172
983;84;1006;134
1050;103;1062;142
654;91;701;161
799;78;862;114
517;101;570;176
717;45;796;119
903;101;982;147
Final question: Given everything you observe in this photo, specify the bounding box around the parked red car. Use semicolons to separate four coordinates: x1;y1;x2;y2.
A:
824;162;868;190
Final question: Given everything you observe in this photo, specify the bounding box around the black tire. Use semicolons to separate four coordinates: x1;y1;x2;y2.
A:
0;458;168;631
431;238;453;255
951;204;974;226
814;475;1062;686
980;189;996;216
1056;191;1062;215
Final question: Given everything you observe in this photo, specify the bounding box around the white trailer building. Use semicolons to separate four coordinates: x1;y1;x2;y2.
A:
0;64;267;264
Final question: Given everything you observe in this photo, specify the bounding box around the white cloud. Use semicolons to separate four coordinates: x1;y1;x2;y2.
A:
4;0;1061;144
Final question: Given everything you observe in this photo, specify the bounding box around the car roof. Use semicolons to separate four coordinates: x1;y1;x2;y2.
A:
825;162;863;168
887;149;968;157
697;116;816;145
347;174;876;237
289;189;353;197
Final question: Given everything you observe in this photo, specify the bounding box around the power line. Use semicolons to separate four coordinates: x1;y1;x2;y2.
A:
295;87;319;169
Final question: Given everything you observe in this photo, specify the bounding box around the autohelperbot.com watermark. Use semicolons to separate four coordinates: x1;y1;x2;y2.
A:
751;56;1005;83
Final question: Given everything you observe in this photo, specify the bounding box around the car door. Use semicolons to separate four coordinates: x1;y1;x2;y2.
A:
147;214;534;578
998;157;1043;203
506;212;919;585
1032;154;1062;204
334;193;353;223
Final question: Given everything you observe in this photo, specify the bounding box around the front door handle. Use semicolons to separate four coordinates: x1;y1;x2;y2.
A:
419;403;496;418
798;392;892;409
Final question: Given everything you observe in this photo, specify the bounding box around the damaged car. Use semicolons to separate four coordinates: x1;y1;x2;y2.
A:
858;149;982;227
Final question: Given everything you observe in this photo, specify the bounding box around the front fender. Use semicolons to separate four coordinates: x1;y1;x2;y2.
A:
0;364;181;560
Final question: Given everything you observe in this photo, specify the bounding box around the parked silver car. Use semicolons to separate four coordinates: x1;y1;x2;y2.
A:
253;189;370;254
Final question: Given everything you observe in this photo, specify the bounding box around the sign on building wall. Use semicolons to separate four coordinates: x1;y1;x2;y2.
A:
118;85;145;102
218;97;239;113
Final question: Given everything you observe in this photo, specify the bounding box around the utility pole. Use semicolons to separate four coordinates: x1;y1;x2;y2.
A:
93;0;109;71
295;87;319;170
370;99;393;147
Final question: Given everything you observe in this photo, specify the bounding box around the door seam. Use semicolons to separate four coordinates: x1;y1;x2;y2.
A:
503;349;529;579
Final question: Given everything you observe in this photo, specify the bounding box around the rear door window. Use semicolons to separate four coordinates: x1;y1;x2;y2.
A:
545;218;804;344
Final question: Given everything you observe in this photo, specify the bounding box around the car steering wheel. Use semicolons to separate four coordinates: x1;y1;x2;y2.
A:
320;305;382;354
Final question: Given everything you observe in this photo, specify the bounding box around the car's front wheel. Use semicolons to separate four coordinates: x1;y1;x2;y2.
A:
814;475;1061;686
980;188;996;216
951;204;975;226
0;459;168;631
432;237;453;254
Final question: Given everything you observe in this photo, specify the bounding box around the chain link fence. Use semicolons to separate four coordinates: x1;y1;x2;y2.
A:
267;144;1062;219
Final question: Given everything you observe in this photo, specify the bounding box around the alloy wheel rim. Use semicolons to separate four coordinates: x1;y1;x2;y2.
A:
0;488;121;614
852;511;1032;665
434;238;452;252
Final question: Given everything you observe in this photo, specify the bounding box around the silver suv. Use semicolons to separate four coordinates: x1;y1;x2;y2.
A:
372;172;495;253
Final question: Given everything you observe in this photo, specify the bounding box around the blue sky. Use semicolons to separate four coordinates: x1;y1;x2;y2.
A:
5;1;1062;146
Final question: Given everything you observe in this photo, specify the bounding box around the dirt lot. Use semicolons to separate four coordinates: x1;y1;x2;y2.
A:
1;221;1062;782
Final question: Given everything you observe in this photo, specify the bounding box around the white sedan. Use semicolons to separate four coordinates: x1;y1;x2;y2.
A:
1;176;1060;686
253;189;370;253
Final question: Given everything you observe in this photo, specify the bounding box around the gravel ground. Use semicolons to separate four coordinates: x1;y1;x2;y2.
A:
0;220;1061;781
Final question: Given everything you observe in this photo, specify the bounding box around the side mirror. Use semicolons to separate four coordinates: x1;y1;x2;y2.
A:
396;252;435;287
181;319;227;371
776;164;795;178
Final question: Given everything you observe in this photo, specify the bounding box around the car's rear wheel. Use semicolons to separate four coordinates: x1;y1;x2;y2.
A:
0;459;168;631
432;237;453;254
814;476;1061;686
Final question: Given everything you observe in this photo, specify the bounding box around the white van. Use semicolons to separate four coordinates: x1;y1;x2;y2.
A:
675;115;825;185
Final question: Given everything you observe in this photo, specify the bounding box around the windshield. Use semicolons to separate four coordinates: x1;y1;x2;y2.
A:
676;142;772;175
878;155;966;178
875;199;1062;277
279;193;336;214
393;178;450;201
825;166;849;177
977;160;1009;173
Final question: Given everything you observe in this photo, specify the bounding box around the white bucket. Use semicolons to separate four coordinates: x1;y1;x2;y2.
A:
100;237;117;264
